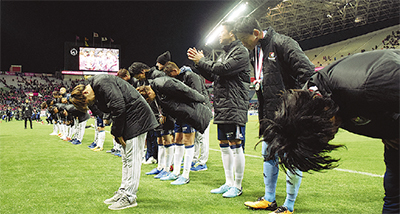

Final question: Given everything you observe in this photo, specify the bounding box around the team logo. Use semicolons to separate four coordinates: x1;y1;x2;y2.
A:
268;52;276;62
70;48;78;56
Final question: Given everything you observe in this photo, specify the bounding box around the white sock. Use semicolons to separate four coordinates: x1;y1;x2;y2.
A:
164;144;175;173
182;146;194;179
93;128;98;144
157;145;165;171
232;145;245;189
173;144;185;175
67;125;71;138
113;139;118;150
97;131;105;148
220;145;234;187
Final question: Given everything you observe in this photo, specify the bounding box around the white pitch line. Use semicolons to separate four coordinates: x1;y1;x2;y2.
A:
209;148;384;178
333;168;384;178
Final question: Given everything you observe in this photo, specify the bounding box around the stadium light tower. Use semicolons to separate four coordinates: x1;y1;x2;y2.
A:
205;1;248;46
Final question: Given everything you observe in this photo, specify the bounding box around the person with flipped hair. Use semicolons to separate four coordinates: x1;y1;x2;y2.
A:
70;74;158;210
260;49;399;213
234;16;314;213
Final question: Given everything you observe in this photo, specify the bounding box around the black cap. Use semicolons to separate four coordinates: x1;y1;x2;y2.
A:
156;51;171;65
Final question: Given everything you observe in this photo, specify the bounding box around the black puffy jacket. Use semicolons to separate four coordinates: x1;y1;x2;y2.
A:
175;66;211;109
305;49;400;139
196;40;250;126
258;27;314;124
88;74;158;140
149;76;212;133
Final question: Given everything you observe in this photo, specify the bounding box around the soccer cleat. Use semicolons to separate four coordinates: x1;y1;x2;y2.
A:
90;146;100;151
143;156;157;165
93;146;103;152
88;142;97;148
244;197;278;210
154;170;168;179
191;163;207;171
49;132;57;135
146;168;162;175
171;176;190;185
106;148;115;153
222;187;242;198
73;140;82;145
160;172;178;181
210;184;230;194
181;161;197;169
104;190;124;204
269;206;293;214
108;195;137;210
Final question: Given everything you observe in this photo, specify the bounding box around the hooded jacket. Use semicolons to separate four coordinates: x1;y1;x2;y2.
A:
88;74;158;140
305;49;399;139
258;27;314;125
196;39;251;126
148;76;212;133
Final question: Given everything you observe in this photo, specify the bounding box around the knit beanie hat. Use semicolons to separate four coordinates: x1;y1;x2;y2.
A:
156;51;171;65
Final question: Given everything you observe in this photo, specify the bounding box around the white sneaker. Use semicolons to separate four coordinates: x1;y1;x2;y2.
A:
144;156;157;165
108;195;137;210
104;190;123;204
49;132;57;135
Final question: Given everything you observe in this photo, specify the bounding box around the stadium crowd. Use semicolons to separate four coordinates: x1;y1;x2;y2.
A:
1;17;398;214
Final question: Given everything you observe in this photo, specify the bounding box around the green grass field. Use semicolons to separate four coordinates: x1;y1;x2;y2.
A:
0;116;385;213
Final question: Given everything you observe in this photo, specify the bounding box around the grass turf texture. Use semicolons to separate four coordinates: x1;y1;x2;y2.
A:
0;116;385;213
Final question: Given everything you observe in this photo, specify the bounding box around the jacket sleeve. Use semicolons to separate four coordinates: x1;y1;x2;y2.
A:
99;81;126;138
186;72;204;94
197;46;249;77
151;77;205;103
277;36;315;88
194;65;215;82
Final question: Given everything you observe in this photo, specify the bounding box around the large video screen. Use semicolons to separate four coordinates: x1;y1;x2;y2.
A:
79;47;119;71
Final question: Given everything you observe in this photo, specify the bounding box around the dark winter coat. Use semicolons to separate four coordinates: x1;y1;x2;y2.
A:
176;66;211;109
196;39;251;126
21;103;33;118
258;27;314;124
305;49;400;139
148;76;212;134
88;74;158;140
64;104;90;123
132;66;175;130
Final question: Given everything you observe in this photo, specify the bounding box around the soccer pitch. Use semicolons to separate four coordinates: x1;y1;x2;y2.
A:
0;116;385;213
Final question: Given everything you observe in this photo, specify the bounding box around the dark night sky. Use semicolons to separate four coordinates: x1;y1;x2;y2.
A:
1;1;234;73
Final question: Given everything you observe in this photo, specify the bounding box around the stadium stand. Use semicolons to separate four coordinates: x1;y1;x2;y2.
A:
305;25;400;67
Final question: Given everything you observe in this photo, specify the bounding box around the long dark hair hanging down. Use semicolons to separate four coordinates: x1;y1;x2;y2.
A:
258;89;345;175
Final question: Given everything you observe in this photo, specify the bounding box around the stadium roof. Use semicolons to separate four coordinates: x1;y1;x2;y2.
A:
203;0;399;49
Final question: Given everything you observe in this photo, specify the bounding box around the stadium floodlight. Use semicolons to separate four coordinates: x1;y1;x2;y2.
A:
206;25;224;46
226;2;248;21
205;1;248;46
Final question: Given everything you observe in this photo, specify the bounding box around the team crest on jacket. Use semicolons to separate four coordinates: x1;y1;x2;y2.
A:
268;52;276;62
